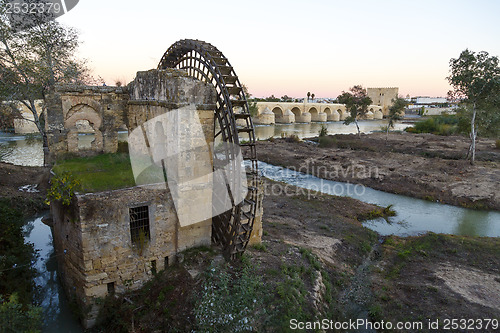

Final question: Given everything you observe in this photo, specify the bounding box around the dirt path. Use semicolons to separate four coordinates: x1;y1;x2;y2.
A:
256;132;500;210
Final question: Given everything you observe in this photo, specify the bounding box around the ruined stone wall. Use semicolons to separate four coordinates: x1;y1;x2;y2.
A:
50;69;264;328
45;85;129;163
78;185;211;327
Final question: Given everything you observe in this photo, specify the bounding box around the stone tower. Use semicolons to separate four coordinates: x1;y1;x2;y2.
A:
367;87;399;115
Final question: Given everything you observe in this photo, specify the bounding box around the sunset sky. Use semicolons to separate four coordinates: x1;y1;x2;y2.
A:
59;0;500;99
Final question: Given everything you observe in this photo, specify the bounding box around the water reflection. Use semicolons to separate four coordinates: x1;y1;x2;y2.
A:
0;132;43;166
254;120;410;140
257;161;500;237
24;215;83;333
0;121;409;167
454;209;492;236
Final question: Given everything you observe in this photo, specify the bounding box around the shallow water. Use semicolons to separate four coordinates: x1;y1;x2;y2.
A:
24;215;83;333
257;161;500;237
253;120;409;140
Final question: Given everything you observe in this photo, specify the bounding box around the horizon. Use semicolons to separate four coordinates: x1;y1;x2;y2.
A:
58;0;500;99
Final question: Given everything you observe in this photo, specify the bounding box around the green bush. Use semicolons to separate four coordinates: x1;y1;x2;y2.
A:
46;171;81;206
0;295;42;333
406;115;459;136
0;199;42;332
319;125;328;137
0;199;39;306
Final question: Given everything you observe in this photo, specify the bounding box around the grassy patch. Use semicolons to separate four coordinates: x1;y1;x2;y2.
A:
251;243;267;252
194;261;265;332
318;135;337;148
53;153;143;192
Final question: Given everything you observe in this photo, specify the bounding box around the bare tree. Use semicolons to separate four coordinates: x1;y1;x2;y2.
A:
0;2;90;156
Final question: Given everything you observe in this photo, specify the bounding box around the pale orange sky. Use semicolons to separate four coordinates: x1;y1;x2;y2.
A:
59;0;500;99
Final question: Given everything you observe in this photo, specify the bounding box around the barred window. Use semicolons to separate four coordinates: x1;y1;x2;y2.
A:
129;206;150;244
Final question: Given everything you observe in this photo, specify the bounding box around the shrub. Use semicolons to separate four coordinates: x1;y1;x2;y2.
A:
285;134;301;143
406;115;459;136
46;171;81;206
0;200;39;306
319;125;328;137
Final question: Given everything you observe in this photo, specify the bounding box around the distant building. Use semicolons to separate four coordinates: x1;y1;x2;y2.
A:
366;87;399;115
406;96;455;115
413;97;448;105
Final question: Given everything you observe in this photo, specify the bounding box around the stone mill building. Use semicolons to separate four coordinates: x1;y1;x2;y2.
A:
45;67;263;328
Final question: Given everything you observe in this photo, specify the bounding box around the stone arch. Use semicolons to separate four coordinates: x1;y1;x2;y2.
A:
338;109;347;121
323;107;332;115
308;107;318;116
64;98;103;121
290;107;302;119
65;104;103;153
271;106;284;118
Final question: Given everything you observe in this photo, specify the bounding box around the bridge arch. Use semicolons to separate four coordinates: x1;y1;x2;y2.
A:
290;107;302;118
308;107;319;116
271;106;284;118
337;109;345;120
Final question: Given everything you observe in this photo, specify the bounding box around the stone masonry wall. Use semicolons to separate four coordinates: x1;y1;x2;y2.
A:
367;87;399;115
50;69;264;328
45;85;129;163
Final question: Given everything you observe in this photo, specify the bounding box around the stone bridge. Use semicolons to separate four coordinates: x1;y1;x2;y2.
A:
254;102;384;124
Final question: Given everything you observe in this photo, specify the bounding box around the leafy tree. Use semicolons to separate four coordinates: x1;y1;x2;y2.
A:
0;199;39;306
0;1;90;156
0;294;42;333
447;49;500;164
281;95;292;102
386;97;407;140
337;85;372;138
265;94;280;102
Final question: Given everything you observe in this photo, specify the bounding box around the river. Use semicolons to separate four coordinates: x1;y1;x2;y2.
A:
0;120;410;167
257;161;500;237
24;215;83;332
